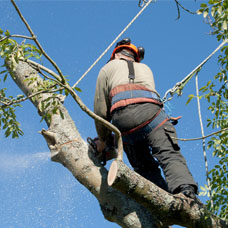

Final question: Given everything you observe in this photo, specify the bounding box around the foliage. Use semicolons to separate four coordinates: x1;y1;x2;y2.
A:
0;86;24;138
0;28;65;137
196;0;228;220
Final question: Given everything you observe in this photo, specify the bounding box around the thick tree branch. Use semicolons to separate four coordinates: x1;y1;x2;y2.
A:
108;160;228;228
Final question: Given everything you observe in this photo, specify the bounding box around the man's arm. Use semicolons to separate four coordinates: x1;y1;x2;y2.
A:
94;68;112;149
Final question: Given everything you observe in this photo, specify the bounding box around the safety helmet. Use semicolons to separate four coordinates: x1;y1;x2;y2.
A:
110;38;145;62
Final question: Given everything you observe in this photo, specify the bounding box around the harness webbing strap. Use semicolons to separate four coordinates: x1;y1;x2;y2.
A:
111;90;161;106
122;108;163;135
110;97;162;113
126;60;135;83
122;109;169;141
109;84;159;100
109;84;163;113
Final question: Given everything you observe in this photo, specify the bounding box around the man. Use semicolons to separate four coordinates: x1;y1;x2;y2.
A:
94;38;198;200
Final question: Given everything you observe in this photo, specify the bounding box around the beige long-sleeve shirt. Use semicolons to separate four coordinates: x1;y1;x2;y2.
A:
94;59;158;141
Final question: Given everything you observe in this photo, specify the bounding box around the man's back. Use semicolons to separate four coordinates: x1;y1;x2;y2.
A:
98;59;158;95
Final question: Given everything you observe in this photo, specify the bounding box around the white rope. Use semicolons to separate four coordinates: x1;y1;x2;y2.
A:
195;73;214;208
163;39;228;102
72;0;155;89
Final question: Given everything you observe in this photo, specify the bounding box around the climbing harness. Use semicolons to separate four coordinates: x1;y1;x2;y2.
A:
110;58;181;140
126;60;135;83
109;59;163;114
110;84;162;113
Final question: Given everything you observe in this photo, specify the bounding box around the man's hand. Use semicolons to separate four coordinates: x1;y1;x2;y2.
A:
95;139;106;153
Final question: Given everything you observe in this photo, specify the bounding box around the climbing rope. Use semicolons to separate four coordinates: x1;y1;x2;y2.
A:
162;39;228;102
195;73;214;208
72;0;156;89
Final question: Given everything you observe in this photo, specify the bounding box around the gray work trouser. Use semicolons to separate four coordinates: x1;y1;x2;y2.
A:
112;104;197;193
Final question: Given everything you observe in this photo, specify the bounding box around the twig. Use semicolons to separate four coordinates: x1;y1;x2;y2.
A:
26;59;62;82
173;127;228;141
0;87;63;108
174;0;181;20
0;34;34;42
11;0;66;84
174;0;196;20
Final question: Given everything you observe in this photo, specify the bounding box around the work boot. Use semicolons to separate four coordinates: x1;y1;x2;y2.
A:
179;184;196;199
179;184;203;205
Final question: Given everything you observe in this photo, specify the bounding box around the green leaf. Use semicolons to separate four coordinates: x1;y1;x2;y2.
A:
186;94;194;105
203;10;209;18
197;9;203;15
211;6;215;17
59;109;64;119
4;30;10;36
0;70;7;75
217;6;222;15
222;21;227;30
74;87;82;92
200;3;208;8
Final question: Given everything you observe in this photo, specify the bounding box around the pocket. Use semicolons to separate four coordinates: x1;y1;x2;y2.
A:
164;125;180;151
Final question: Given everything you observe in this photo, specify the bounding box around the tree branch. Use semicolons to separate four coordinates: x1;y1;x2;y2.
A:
11;0;66;84
0;34;34;42
0;86;62;108
26;59;62;82
173;127;228;142
174;0;196;20
108;160;228;228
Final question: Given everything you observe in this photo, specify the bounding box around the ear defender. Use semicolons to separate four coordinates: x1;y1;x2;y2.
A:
137;46;145;61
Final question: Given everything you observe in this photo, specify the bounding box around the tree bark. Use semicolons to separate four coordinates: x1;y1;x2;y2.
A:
5;60;228;228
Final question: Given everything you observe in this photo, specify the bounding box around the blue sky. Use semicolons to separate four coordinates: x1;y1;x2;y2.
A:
0;1;221;228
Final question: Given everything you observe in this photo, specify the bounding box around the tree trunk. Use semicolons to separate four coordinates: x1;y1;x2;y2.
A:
5;60;228;228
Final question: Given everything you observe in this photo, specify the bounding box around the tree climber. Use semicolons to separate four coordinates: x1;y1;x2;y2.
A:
94;38;198;200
